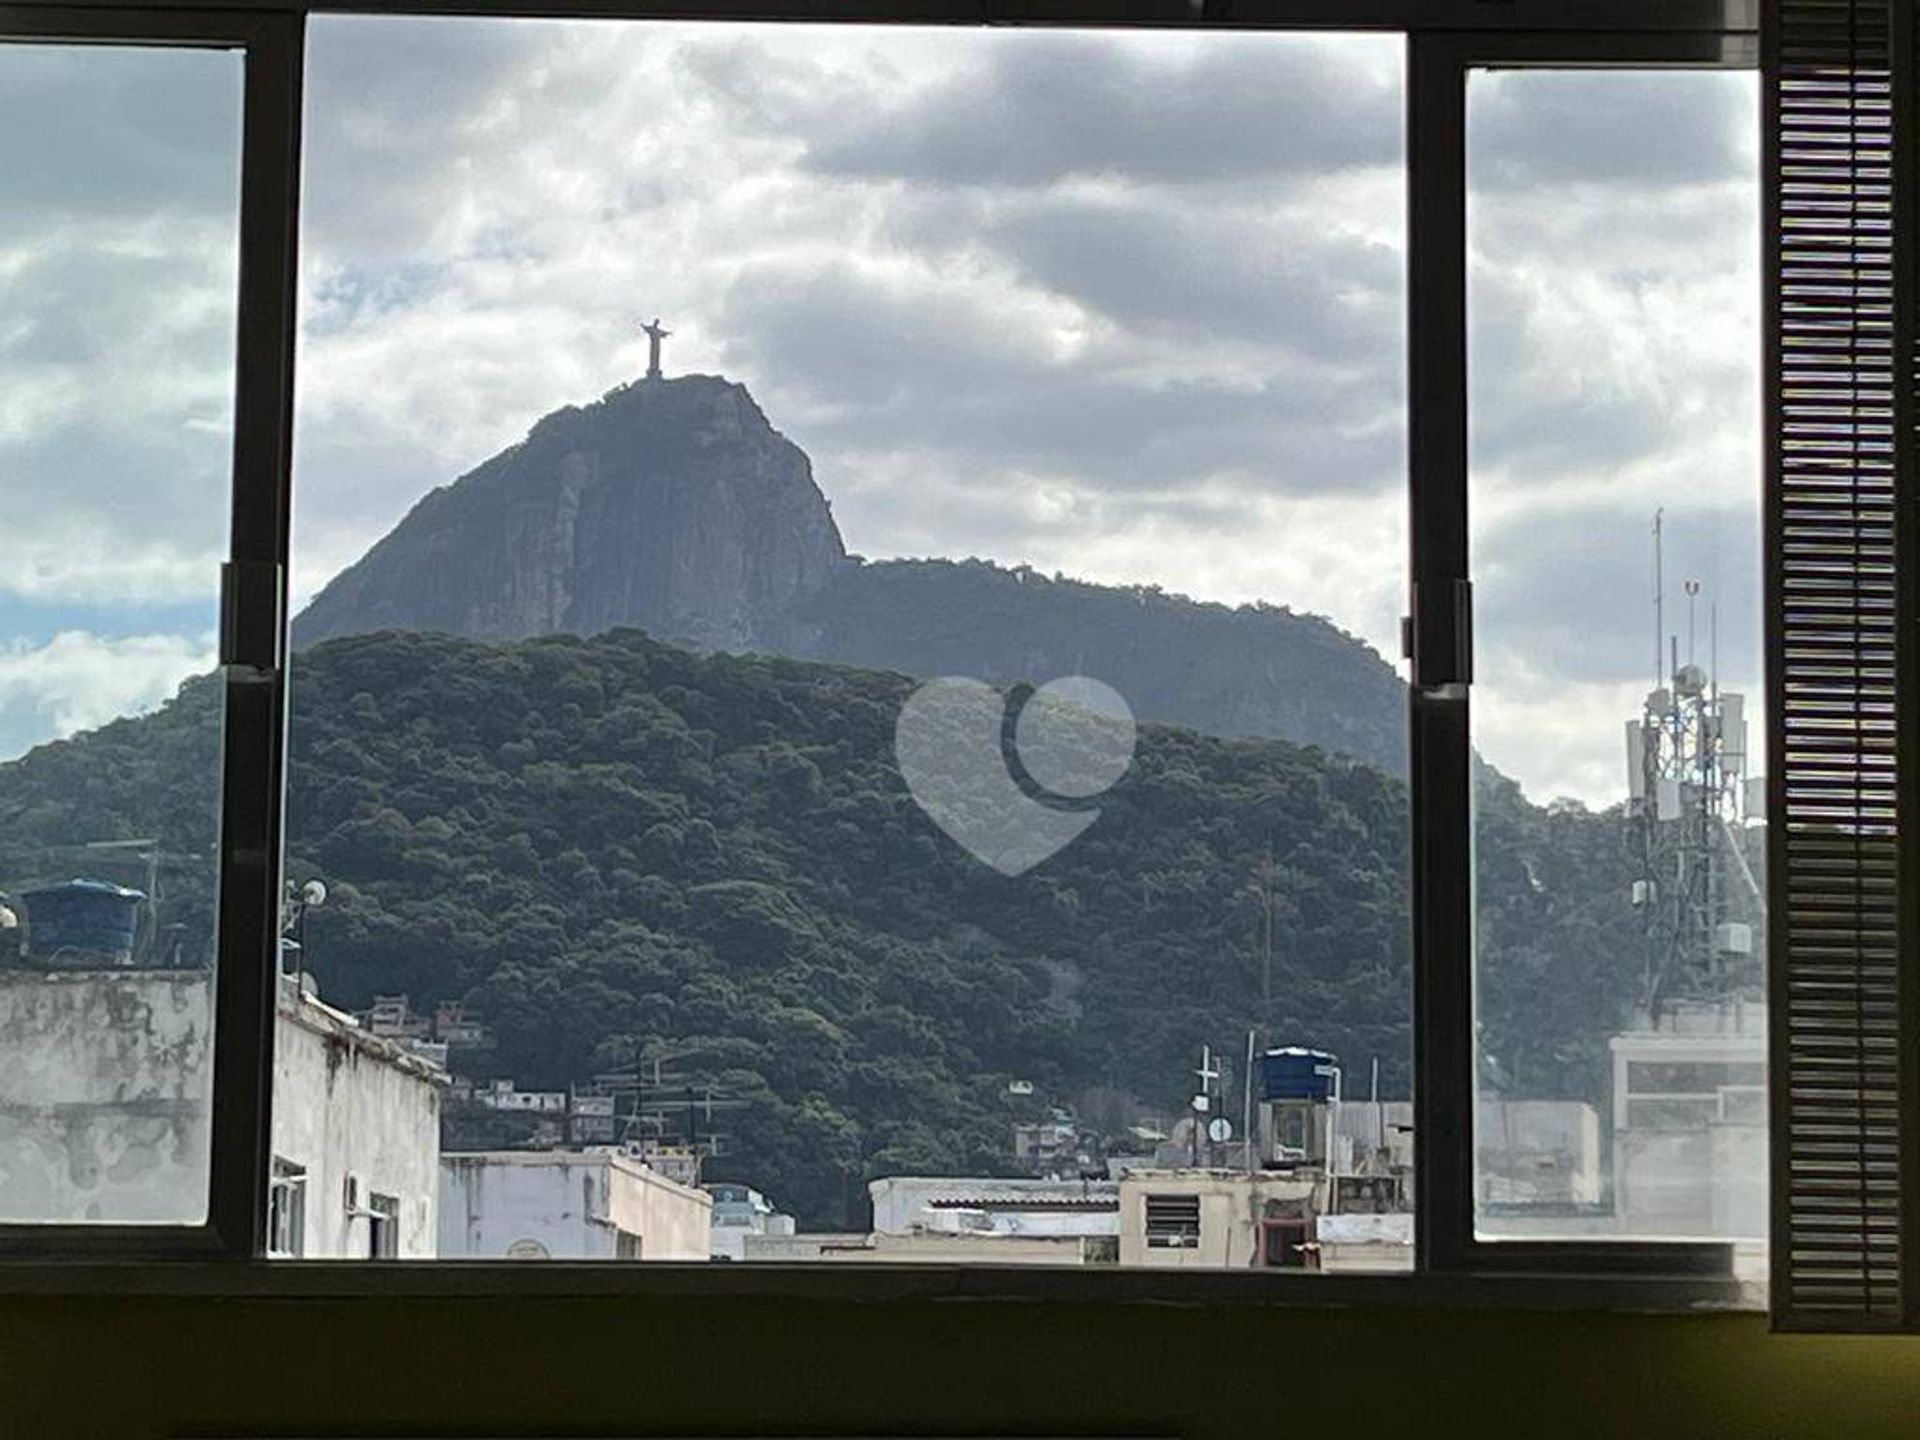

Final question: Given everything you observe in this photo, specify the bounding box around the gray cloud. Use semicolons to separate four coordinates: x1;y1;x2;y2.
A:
1469;69;1753;190
716;257;1401;496
803;32;1402;187
0;46;240;241
1475;500;1763;693
299;17;552;260
976;192;1403;358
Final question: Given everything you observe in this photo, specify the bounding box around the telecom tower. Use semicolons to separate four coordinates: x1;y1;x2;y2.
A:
1624;512;1766;1021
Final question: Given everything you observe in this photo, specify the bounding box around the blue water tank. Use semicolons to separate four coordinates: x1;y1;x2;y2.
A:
1258;1046;1339;1102
21;879;145;967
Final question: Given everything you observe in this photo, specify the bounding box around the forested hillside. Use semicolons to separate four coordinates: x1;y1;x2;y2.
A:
0;631;1644;1226
784;557;1407;775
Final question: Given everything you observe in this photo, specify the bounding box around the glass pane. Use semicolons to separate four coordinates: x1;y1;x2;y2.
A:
1467;68;1765;1271
277;17;1410;1268
0;43;242;1225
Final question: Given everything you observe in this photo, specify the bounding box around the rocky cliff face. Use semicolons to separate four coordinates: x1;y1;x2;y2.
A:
293;375;847;651
295;373;1409;772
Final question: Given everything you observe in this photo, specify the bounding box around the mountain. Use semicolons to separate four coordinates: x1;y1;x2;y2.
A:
294;375;848;652
0;629;1645;1227
784;559;1406;775
293;374;1407;773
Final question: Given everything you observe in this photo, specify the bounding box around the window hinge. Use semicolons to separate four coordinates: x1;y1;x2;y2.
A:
1409;578;1473;692
219;559;285;674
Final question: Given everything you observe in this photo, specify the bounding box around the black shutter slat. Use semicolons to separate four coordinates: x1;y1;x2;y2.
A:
1767;0;1917;1330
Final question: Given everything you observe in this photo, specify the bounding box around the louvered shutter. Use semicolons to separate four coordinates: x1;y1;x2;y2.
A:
1767;0;1919;1331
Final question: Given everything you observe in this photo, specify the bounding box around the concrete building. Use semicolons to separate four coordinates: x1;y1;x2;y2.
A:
1476;1099;1603;1209
850;1168;1409;1271
568;1090;618;1145
1315;1211;1416;1272
439;1149;711;1260
1610;998;1766;1239
1012;1111;1082;1172
269;976;445;1258
0;960;444;1252
706;1181;796;1260
746;1230;1112;1265
868;1175;1119;1240
739;1230;871;1261
475;1080;568;1113
1116;1169;1323;1269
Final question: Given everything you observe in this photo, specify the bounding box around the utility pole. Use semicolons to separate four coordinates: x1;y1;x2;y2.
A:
1243;1028;1257;1174
1247;849;1277;1047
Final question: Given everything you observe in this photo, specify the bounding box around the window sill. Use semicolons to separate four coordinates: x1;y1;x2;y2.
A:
0;1258;1761;1314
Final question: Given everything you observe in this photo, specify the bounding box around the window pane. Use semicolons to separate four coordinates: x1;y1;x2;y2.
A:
0;42;241;1226
1467;69;1766;1269
278;17;1412;1268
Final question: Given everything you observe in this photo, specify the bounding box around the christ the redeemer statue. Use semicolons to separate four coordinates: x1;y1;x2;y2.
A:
640;317;671;380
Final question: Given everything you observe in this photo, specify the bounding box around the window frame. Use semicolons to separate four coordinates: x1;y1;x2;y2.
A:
1408;25;1758;1280
0;0;1780;1312
267;1160;307;1258
0;2;301;1266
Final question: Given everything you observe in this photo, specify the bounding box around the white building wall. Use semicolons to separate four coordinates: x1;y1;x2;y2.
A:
0;969;442;1252
270;990;444;1259
1609;1007;1766;1241
439;1151;711;1260
1711;1122;1769;1240
0;970;213;1224
439;1154;613;1260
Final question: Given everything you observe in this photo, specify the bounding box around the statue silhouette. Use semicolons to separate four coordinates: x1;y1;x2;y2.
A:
640;317;672;380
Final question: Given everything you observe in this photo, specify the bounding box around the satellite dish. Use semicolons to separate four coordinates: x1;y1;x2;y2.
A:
1207;1117;1233;1144
300;879;329;908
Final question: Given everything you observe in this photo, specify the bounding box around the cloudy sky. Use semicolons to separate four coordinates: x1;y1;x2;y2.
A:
0;22;1758;807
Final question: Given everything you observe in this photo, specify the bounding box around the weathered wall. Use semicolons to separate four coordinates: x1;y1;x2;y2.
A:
271;997;442;1258
1117;1174;1317;1268
0;969;439;1247
439;1152;711;1260
604;1157;712;1260
0;970;211;1225
439;1153;614;1260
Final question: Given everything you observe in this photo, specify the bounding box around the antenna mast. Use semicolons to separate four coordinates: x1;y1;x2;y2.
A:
1625;517;1763;1021
1652;508;1665;689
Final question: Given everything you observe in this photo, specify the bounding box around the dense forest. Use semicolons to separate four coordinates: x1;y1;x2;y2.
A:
0;630;1646;1226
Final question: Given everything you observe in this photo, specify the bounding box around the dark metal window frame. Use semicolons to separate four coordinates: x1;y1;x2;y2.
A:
0;2;301;1265
0;0;1774;1309
1408;25;1755;1280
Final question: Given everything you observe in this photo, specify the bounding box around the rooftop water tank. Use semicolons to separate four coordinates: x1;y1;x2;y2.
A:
20;879;145;967
1259;1046;1339;1102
